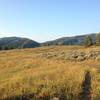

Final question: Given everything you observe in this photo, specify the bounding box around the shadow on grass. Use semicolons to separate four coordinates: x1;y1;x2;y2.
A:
3;93;35;100
2;92;100;100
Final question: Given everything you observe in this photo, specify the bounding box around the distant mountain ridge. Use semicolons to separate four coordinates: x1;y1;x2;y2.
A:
42;33;96;46
0;37;40;49
0;33;98;49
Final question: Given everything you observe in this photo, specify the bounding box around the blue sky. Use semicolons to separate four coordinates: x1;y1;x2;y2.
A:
0;0;100;42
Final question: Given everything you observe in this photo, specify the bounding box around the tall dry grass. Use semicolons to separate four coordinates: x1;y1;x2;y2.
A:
0;46;99;100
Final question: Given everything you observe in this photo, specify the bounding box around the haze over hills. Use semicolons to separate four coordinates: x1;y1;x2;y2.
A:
0;37;40;49
0;33;98;49
42;33;96;46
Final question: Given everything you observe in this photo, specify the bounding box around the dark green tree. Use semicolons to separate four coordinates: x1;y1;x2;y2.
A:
84;36;93;47
4;46;9;50
96;33;100;46
0;46;2;50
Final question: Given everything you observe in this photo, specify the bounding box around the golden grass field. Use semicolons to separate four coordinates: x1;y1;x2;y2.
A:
0;46;100;100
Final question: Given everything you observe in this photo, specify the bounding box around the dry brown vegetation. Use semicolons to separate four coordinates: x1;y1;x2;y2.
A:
0;46;100;100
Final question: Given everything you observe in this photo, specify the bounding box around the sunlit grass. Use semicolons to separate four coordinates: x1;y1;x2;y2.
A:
0;46;100;99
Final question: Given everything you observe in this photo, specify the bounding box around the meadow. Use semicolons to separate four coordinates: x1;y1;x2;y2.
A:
0;46;100;100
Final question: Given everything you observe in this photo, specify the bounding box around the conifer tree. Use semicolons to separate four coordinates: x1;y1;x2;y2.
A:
96;33;100;45
84;36;93;47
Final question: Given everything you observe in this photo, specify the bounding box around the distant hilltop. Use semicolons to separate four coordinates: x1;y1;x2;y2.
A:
0;33;99;50
0;37;40;49
41;33;96;46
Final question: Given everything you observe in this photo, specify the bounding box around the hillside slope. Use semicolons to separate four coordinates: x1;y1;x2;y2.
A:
42;33;96;46
0;37;40;49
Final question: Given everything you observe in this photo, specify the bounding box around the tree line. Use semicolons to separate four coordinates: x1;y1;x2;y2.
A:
0;45;24;50
84;33;100;47
0;46;15;50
